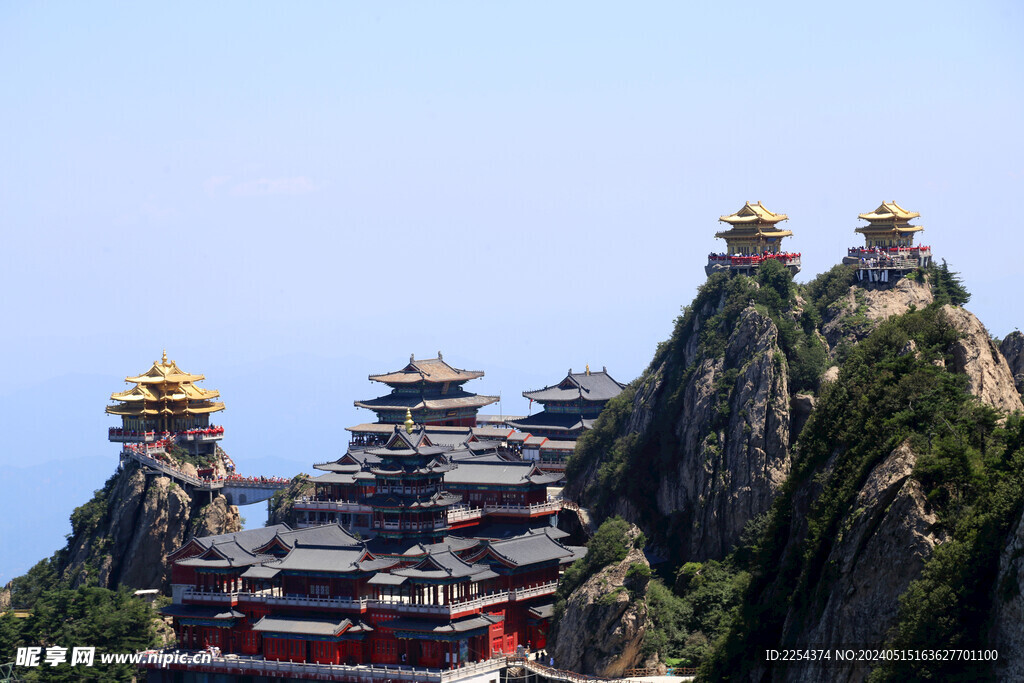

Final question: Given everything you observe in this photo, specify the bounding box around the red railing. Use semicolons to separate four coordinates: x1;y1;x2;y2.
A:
707;252;801;266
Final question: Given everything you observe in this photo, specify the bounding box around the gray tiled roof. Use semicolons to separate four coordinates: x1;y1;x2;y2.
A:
393;549;496;581
508;411;588;433
252;616;351;636
188;524;290;554
273;547;369;573
161;604;244;620
528;603;555;619
275;524;363;549
390;613;502;635
522;370;625;403
449;451;509;464
240;564;281;579
482;533;585;567
311;471;357;484
412;536;481;555
444;462;547;487
355;390;499;412
177;539;269;568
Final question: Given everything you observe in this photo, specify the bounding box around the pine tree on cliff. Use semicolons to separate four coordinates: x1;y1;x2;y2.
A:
930;259;971;306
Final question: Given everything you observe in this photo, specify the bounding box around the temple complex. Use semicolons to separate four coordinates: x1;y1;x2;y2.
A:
509;367;624;441
155;410;578;681
353;353;498;429
842;201;932;282
705;201;802;276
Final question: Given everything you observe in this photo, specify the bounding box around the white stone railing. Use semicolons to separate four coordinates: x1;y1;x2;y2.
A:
183;585;542;617
258;593;370;609
447;506;483;523
294;498;370;512
509;581;558;601
138;650;506;682
183;589;238;603
483;500;563;516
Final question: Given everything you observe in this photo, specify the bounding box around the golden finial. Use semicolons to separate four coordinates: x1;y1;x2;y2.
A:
404;408;415;434
586;364;590;376
162;350;168;365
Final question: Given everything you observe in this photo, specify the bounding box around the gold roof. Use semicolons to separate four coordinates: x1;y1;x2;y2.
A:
858;201;920;223
714;202;793;242
719;201;789;226
856;201;923;234
125;353;205;384
108;352;224;417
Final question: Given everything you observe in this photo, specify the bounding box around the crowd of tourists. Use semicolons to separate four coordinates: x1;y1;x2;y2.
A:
707;251;801;263
108;425;224;439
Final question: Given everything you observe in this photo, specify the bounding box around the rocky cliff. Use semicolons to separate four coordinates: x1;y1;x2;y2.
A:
704;297;1024;681
820;277;934;355
266;474;315;528
567;271;795;564
560;264;1024;679
548;523;659;677
58;456;240;591
999;330;1024;397
772;442;947;683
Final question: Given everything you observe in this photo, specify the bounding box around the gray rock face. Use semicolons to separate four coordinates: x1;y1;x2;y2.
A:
822;278;934;354
61;460;240;591
1000;331;1024;398
778;443;946;683
665;307;791;560
991;510;1024;680
548;525;658;677
568;303;792;563
943;305;1024;414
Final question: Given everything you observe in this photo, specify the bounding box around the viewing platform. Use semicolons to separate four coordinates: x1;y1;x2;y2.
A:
705;251;802;277
842;245;932;269
108;426;224;444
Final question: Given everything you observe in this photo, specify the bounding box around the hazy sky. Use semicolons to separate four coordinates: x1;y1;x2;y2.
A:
1;2;1022;578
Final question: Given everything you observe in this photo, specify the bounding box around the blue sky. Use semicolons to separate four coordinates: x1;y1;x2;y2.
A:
1;1;1022;580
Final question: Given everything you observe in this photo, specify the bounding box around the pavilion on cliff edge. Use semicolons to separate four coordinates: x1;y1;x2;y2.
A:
705;200;802;276
107;351;232;476
148;404;582;682
842;201;933;283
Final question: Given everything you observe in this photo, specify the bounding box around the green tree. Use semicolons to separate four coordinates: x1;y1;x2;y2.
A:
929;260;971;306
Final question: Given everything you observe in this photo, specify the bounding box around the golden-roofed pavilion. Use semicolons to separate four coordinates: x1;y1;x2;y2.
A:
843;201;932;282
855;201;924;248
715;201;793;255
706;201;801;276
107;351;224;435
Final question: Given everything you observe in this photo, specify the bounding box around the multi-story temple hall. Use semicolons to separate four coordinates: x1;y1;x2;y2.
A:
842;201;933;283
107;350;225;445
507;366;625;469
705;201;802;276
354;353;498;428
